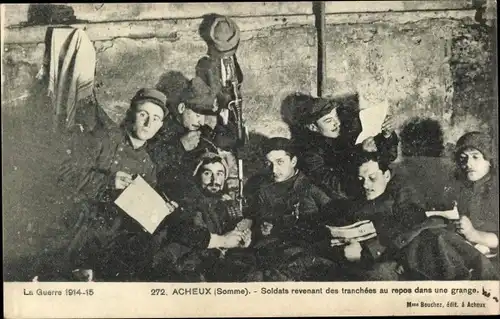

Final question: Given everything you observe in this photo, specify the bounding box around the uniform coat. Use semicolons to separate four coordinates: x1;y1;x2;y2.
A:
147;115;238;194
250;171;337;281
325;174;499;281
195;54;243;110
154;180;257;282
55;127;166;281
293;121;399;198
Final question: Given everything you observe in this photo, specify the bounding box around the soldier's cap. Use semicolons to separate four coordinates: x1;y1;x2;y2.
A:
455;131;493;161
297;93;360;126
131;88;168;118
177;77;219;116
262;137;297;158
296;96;337;126
206;15;240;57
193;151;230;178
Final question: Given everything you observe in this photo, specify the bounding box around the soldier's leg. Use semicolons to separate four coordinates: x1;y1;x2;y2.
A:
358;261;401;281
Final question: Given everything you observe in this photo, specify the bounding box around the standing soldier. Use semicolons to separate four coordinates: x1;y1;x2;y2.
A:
290;93;399;198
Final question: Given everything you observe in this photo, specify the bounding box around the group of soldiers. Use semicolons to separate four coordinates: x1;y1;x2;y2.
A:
34;14;498;282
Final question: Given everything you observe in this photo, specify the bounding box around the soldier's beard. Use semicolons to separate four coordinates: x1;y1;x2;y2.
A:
202;184;224;197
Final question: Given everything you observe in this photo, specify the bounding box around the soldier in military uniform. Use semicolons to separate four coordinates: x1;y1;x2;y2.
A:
323;150;499;281
147;77;238;196
151;151;257;282
290;93;399;198
38;89;178;281
248;137;338;281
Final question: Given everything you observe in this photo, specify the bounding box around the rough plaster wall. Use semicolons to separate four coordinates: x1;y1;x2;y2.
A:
321;19;493;145
2;18;495;143
92;25;316;139
450;23;497;138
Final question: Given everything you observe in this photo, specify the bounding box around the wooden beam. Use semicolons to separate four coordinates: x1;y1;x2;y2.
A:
313;1;326;97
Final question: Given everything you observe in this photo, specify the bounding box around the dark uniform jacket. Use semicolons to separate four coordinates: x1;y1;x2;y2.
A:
442;171;499;237
327;174;499;280
147;115;238;193
56;127;167;281
293;120;399;198
195;54;243;110
252;171;334;242
248;171;337;280
327;175;431;263
59;127;157;203
156;181;255;282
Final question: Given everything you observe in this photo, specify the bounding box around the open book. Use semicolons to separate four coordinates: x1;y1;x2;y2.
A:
114;175;173;234
326;220;377;246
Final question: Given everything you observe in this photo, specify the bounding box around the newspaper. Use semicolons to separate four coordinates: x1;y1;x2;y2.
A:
2;1;499;318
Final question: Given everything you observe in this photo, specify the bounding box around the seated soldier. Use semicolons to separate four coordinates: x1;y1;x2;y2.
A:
249;137;338;281
290;93;398;198
152;151;256;282
441;132;498;260
147;76;238;196
43;88;178;281
325;150;499;281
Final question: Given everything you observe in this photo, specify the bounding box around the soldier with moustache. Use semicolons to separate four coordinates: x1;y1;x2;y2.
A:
151;151;257;282
147;77;238;195
290;93;399;198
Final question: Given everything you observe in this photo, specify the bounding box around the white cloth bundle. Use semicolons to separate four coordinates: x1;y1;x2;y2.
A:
47;28;96;131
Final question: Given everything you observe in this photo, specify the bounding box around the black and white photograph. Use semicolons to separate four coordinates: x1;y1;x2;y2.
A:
2;1;499;317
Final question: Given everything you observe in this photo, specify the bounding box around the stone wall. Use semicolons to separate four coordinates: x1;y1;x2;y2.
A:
3;1;497;141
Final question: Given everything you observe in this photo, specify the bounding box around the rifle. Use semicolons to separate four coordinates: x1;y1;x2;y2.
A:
227;80;245;214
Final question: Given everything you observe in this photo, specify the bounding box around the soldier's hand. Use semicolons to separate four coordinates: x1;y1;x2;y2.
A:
236;218;253;232
457;215;478;242
223;231;244;248
180;130;201;151
114;171;134;190
239;229;252;248
344;240;362;262
165;200;179;216
361;136;378;152
261;222;273;236
381;114;395;138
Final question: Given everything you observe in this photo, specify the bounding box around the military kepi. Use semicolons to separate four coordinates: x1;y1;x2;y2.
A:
298;93;360;126
131;88;168;118
298;97;338;126
179;77;219;115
